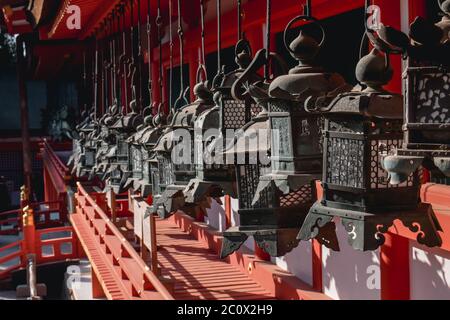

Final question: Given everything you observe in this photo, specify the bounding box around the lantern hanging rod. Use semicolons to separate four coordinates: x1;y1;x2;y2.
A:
174;0;189;110
216;0;222;77
169;0;174;111
137;0;143;112
304;0;312;17
119;1;129;112
237;0;242;40
147;0;153;105
200;0;207;77
264;0;271;82
130;0;135;64
93;30;99;120
157;0;164;106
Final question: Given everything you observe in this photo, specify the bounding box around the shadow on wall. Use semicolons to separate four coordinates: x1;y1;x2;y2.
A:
322;218;381;300
411;243;450;300
273;241;313;287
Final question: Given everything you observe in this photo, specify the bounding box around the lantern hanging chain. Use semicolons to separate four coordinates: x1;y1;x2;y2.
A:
264;0;271;82
116;8;122;110
169;0;174;111
147;0;153;105
120;2;129;112
100;25;105;116
211;0;223;89
200;0;206;76
112;10;117;104
216;0;222;78
128;0;136;91
237;0;242;41
82;47;87;112
137;0;143;112
93;30;99;121
156;0;163;107
107;14;113;109
304;0;312;17
178;0;185;100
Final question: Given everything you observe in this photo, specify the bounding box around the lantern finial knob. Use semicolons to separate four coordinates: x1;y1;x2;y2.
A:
194;82;213;103
356;48;393;92
289;31;320;65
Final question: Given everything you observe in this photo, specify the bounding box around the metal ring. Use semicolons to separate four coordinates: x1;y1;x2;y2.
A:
283;15;325;54
196;64;207;83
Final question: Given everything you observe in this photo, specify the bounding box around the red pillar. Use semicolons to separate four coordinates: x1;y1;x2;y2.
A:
380;233;411;300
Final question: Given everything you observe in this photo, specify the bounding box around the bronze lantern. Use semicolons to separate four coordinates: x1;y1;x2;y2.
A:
382;1;450;185
183;38;261;206
220;12;349;258
298;27;443;251
103;95;143;193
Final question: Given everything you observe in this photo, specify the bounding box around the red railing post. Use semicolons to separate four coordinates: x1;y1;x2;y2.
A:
22;206;36;256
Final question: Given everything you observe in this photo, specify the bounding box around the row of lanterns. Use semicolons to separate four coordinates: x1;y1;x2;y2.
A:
68;0;449;257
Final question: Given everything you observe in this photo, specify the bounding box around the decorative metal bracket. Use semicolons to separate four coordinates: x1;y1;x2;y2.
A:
298;202;443;251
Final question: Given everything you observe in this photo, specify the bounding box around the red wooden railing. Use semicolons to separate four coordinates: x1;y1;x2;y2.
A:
35;227;78;264
0;201;67;236
40;139;71;219
73;183;173;300
0;227;78;281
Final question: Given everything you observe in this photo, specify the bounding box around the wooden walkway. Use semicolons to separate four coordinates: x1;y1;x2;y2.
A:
155;218;275;300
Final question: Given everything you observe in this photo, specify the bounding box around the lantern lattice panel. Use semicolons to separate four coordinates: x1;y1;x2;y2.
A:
414;72;450;124
237;164;270;209
159;157;174;186
131;146;143;172
223;98;248;130
251;103;262;119
280;184;313;208
326;137;365;188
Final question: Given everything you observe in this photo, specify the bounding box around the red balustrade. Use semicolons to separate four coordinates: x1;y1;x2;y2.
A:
72;183;173;300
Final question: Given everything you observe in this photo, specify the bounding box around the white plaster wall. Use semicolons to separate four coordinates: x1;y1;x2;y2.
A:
272;240;313;287
410;242;450;300
322;218;381;300
205;197;227;232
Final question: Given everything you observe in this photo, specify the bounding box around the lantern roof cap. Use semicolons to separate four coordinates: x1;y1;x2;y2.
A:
195;106;220;131
315;89;403;119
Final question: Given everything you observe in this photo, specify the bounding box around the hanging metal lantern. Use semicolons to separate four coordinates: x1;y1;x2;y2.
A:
124;106;165;196
298;22;443;251
184;0;261;206
221;9;349;258
153;83;215;218
70;109;97;178
104;92;143;193
151;0;216;218
381;2;450;185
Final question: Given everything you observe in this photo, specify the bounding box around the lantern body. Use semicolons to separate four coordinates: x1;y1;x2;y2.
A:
152;87;215;218
396;63;450;182
322;115;419;213
299;90;443;251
